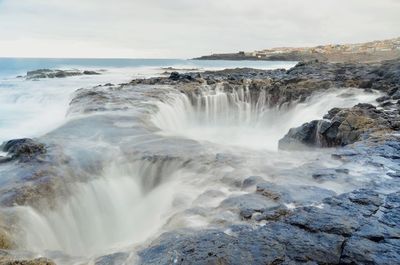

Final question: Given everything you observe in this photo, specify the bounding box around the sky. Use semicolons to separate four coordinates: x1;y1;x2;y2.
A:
0;0;399;58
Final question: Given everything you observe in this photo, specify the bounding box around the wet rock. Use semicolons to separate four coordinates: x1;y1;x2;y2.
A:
256;182;336;205
139;190;400;265
340;236;400;265
169;72;197;82
311;168;348;181
95;252;130;265
241;176;264;189
253;205;291;222
286;204;364;237
25;69;101;79
279;103;395;149
277;120;322;150
83;70;101;75
392;89;400;100
193;190;226;206
376;95;390;102
138;222;344;265
0;257;55;265
1;139;46;162
0;157;12;164
220;193;279;216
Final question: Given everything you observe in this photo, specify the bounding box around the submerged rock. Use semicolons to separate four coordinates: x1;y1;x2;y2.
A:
1;138;46;162
25;69;100;79
95;252;130;265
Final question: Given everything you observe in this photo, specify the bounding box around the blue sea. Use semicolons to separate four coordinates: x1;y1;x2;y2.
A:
0;58;297;143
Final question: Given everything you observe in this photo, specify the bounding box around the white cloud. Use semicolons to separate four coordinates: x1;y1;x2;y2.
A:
0;0;399;58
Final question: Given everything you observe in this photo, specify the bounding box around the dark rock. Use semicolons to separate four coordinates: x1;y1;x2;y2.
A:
392;89;400;100
311;168;350;181
241;176;264;189
169;71;180;81
255;182;336;205
138;223;344;265
25;69;101;79
340;236;400;265
83;70;101;75
1;138;46;162
220;193;279;215
139;190;400;265
95;252;130;265
279;103;394;149
376;95;390;102
0;156;12;164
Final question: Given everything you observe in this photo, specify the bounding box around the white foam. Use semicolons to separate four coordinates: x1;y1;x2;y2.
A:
151;87;380;151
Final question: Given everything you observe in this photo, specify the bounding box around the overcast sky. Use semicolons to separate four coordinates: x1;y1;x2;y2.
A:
0;0;399;58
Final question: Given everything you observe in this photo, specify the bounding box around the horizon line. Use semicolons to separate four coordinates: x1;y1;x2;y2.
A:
0;56;191;60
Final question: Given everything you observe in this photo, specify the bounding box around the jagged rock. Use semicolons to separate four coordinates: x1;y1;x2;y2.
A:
241;176;264;189
279;103;395;149
138;223;344;265
25;69;101;79
1;139;46;162
340;237;400;265
219;193;280;215
139;190;400;265
0;257;55;265
312;168;349;182
95;252;130;265
256;182;336;205
83;70;101;75
392;89;400;100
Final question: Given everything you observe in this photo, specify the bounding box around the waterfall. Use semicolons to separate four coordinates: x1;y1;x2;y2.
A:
14;158;195;258
151;86;380;150
9;85;380;263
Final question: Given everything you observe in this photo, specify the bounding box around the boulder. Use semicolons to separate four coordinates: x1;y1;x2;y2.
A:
279;104;394;150
1;139;46;162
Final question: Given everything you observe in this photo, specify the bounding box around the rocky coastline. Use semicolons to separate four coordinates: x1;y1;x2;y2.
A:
135;59;400;264
21;69;101;80
0;59;399;264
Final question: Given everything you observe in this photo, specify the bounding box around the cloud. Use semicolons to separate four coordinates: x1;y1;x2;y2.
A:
0;0;399;58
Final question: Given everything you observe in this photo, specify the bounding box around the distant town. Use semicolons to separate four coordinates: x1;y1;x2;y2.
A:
195;37;400;62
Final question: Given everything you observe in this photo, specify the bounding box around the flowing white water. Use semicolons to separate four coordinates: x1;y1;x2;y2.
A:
16;163;178;256
152;86;380;150
0;67;164;143
8;84;382;264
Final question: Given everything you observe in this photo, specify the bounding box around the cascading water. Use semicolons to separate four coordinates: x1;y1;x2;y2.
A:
152;85;380;150
14;157;201;258
1;66;384;264
8;84;382;264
